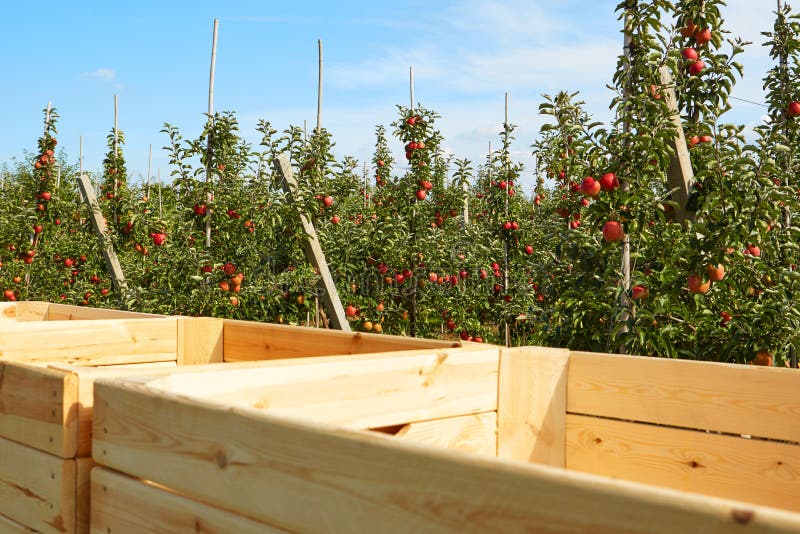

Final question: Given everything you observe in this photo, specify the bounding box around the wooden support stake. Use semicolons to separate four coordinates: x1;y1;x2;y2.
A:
409;66;415;111
317;39;323;134
76;174;128;295
205;19;219;249
146;144;152;200
273;153;350;331
659;66;694;223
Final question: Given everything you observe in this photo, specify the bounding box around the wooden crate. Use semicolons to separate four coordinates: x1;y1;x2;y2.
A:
0;303;464;533
91;347;800;533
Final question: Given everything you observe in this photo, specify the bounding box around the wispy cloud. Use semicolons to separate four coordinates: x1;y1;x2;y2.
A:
81;68;116;81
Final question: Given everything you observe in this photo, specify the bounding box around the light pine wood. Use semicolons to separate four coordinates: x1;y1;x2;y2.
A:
569;351;800;443
0;362;79;457
177;317;224;366
76;174;128;293
76;457;93;534
127;348;500;429
387;412;497;456
272;153;351;331
14;301;50;321
91;467;284;533
222;318;457;362
0;303;16;321
93;381;800;533
498;347;569;466
45;303;162;321
0;318;178;366
0;436;76;534
0;512;36;533
565;413;800;512
659;65;694;223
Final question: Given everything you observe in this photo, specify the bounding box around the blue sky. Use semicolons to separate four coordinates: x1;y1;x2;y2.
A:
0;1;780;193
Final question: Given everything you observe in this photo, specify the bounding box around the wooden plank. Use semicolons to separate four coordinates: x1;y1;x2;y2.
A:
91;467;284;533
0;512;36;533
14;301;50;321
565;413;800;512
386;412;497;456
0;318;178;366
76;173;128;293
177;317;224;366
67;363;178;457
498;347;569;467
0;302;16;321
145;348;499;430
659;65;694;223
222;319;458;362
0;436;76;534
0;362;78;457
568;351;800;443
76;458;93;534
45;303;162;321
273;153;350;331
92;381;800;533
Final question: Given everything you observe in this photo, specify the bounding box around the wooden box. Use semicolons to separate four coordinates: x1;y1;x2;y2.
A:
91;347;800;533
0;302;463;533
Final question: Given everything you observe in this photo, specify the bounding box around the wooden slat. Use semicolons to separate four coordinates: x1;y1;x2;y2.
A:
0;302;16;321
91;467;284;533
93;381;800;533
222;319;458;362
177;317;224;366
14;301;50;321
0;318;178;366
498;347;569;466
566;413;800;512
0;512;36;533
143;348;499;430
44;303;162;321
568;351;800;443
0;362;79;457
76;458;93;534
273;153;350;331
659;65;694;223
387;412;497;456
76;173;128;293
0;436;76;534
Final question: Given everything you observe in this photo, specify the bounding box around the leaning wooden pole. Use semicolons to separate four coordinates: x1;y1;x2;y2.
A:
273;153;351;331
77;174;128;301
659;66;694;223
205;18;219;249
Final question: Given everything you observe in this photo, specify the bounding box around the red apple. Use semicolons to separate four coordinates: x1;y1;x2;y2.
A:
688;60;706;76
707;263;725;282
331;215;341;224
688;274;711;294
580;176;601;197
788;101;800;118
631;285;649;300
695;28;712;46
322;196;334;207
599;172;619;191
681;48;699;61
345;305;357;317
524;245;534;255
602;221;624;242
416;189;427;201
152;233;167;246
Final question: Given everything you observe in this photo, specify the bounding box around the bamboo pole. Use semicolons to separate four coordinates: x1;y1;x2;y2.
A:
205;18;219;249
45;101;51;132
146;144;152;200
410;66;415;111
617;7;634;354
503;92;511;348
114;95;119;157
317;39;323;134
158;169;163;218
363;162;368;208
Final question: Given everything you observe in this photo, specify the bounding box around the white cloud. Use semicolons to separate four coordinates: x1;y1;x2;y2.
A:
82;68;116;81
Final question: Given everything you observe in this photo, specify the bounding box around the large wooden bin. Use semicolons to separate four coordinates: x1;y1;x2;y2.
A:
0;302;464;533
90;347;800;533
